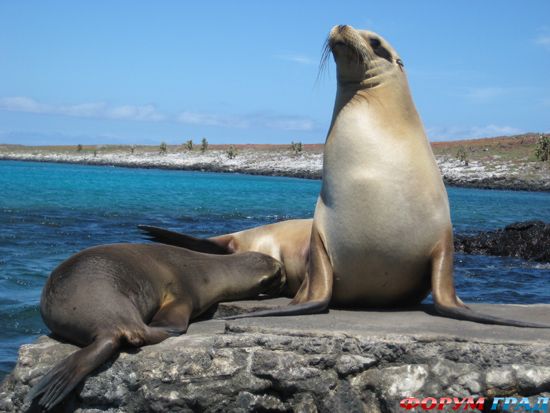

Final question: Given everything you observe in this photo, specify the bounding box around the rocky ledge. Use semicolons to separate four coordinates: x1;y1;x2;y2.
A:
1;299;549;413
455;220;550;262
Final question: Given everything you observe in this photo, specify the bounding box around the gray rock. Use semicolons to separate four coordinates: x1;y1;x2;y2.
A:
1;299;549;412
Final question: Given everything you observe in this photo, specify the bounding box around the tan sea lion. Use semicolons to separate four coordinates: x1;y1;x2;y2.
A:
26;243;284;410
155;25;546;328
139;219;312;296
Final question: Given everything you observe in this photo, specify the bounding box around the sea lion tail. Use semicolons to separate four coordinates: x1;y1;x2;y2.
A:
26;335;120;411
138;225;231;254
435;304;550;328
223;300;329;320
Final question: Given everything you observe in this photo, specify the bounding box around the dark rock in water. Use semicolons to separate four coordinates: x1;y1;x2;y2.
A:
455;220;550;262
1;299;550;413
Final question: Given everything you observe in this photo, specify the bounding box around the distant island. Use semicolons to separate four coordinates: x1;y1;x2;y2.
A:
1;133;549;192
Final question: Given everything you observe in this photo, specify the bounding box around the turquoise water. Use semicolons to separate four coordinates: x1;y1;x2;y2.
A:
1;160;549;378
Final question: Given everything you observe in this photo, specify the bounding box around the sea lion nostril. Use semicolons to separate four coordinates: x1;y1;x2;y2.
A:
337;25;347;33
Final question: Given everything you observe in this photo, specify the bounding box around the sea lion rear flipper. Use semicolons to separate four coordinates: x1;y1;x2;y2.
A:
26;335;120;411
224;223;332;319
431;230;550;328
138;225;232;254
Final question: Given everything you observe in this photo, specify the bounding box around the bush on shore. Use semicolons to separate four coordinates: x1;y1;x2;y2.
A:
291;141;303;155
534;134;549;162
456;146;469;166
227;145;237;159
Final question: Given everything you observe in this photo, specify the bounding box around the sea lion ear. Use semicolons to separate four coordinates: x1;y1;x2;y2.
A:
137;225;232;254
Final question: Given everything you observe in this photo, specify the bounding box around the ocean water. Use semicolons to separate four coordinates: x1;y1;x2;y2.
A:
1;160;549;379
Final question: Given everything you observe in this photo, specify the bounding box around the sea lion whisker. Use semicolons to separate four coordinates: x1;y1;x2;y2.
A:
316;37;332;86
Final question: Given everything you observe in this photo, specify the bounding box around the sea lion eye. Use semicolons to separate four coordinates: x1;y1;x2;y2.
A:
370;38;381;49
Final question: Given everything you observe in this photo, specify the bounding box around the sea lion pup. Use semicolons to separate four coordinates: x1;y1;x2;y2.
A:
139;219;312;296
26;243;284;411
150;25;546;328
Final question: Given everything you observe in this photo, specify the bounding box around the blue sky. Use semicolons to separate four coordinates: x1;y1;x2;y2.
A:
0;1;549;145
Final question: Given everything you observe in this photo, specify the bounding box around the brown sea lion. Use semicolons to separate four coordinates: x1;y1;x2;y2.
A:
26;243;284;410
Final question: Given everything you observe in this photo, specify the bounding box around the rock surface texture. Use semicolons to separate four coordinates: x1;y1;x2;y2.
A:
455;220;550;262
1;299;549;413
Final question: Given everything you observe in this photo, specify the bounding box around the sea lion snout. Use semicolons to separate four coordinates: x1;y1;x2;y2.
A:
329;24;354;47
337;24;350;33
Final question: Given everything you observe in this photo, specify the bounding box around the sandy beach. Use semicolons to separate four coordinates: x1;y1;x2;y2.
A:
1;135;549;191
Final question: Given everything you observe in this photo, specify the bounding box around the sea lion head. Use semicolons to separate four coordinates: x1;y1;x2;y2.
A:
242;252;287;297
324;25;403;87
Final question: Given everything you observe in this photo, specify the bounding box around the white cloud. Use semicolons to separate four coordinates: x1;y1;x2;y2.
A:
177;111;250;128
535;34;550;50
107;104;164;121
460;86;533;104
0;96;317;131
0;96;51;113
468;124;523;138
177;111;317;131
59;102;106;117
0;96;165;122
274;53;316;65
427;124;523;141
262;117;315;131
462;87;508;103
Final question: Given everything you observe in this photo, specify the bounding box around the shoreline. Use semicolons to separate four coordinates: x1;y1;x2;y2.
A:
2;152;550;192
0;152;324;180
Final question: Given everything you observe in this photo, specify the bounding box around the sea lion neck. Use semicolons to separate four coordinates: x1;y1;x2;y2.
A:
328;69;421;140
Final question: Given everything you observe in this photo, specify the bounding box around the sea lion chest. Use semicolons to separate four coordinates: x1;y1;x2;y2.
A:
317;112;450;306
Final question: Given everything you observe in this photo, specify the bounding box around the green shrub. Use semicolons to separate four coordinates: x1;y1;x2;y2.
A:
201;138;208;153
76;144;83;152
534;134;549;162
185;140;193;151
226;145;237;159
456;146;468;166
291;141;303;154
159;142;167;155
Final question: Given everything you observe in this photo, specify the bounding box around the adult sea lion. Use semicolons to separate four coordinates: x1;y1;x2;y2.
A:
26;243;284;410
148;25;547;328
139;219;312;296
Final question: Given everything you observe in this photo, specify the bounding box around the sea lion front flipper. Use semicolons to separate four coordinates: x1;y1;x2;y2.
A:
138;225;232;254
26;335;121;411
290;223;332;305
148;301;191;334
431;229;550;328
224;223;332;319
